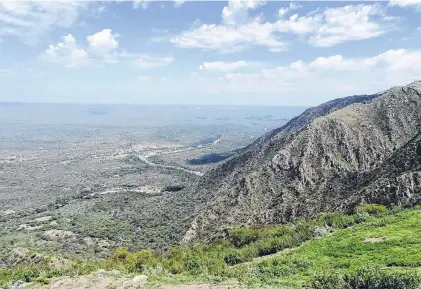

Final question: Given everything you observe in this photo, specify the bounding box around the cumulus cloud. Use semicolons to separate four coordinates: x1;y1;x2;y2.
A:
199;61;251;71
87;29;119;60
276;4;391;47
221;0;265;26
307;5;391;47
0;1;88;45
364;49;421;71
41;31;173;69
170;22;286;53
170;3;394;52
190;48;421;105
389;0;421;9
41;34;90;68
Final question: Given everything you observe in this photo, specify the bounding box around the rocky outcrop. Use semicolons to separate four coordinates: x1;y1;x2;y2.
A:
184;81;421;242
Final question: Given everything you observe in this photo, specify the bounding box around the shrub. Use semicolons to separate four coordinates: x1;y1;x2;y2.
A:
238;244;259;261
223;251;244;266
311;272;349;289
109;248;158;273
319;213;358;229
293;222;315;242
257;235;293;256
345;267;421;289
357;204;388;216
229;228;259;248
183;255;203;275
311;267;421;289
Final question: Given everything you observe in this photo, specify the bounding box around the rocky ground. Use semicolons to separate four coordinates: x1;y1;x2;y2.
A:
9;270;240;289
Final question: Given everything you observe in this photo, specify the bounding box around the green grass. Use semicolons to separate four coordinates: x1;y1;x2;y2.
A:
1;205;420;288
224;207;421;288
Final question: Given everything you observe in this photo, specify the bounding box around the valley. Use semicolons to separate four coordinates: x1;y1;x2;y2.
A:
1;81;421;288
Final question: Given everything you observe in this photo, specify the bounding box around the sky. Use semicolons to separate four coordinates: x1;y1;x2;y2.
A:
0;0;420;106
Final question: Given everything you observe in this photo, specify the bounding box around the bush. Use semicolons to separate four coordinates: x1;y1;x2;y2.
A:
229;228;259;248
223;251;245;266
311;272;348;289
357;204;388;216
257;235;293;256
319;213;358;229
345;267;421;289
109;248;158;273
311;267;421;289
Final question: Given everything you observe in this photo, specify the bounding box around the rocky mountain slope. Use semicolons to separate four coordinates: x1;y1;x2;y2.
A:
183;81;421;242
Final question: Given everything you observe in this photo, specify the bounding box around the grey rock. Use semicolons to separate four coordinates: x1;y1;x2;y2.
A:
313;225;331;238
8;280;30;289
132;275;148;284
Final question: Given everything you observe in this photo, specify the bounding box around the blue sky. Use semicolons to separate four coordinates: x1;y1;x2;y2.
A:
0;0;420;106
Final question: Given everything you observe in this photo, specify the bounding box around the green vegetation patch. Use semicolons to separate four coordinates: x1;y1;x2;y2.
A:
1;205;421;288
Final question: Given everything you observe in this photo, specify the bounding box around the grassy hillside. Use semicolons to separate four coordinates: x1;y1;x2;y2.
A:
1;205;421;288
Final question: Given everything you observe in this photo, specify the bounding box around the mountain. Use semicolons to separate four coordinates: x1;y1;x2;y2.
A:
183;80;421;242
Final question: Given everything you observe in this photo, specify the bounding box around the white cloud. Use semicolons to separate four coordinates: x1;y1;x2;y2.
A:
87;29;119;59
170;4;393;52
135;55;174;69
170;22;286;53
364;49;421;71
133;0;149;10
278;2;302;18
170;0;286;53
221;0;265;26
289;2;303;10
137;75;152;82
261;49;421;77
417;27;421;31
309;55;360;70
0;1;87;45
189;48;421;105
389;0;421;9
41;34;90;68
276;5;391;47
174;0;186;8
307;5;391;47
199;61;251;71
97;6;107;14
41;31;173;69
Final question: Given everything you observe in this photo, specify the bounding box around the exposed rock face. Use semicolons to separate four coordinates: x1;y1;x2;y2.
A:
184;81;421;242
